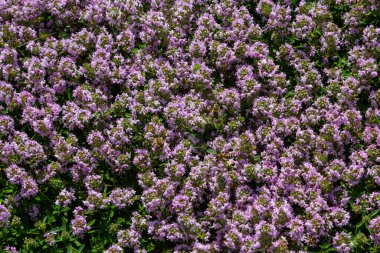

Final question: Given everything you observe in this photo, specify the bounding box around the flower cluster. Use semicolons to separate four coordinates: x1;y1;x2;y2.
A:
0;205;10;228
0;0;379;252
71;207;91;239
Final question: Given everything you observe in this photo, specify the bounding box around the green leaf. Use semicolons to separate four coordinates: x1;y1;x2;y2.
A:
206;147;217;155
285;90;294;98
356;220;365;230
319;242;332;250
77;245;85;252
146;242;155;252
117;217;126;224
88;219;96;226
3;188;13;194
67;244;73;253
61;219;67;232
370;210;380;218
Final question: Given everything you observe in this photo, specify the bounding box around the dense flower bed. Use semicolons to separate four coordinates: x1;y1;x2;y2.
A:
0;0;379;252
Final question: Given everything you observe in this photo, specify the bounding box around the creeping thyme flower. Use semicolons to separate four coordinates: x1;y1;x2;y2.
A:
108;188;136;209
71;207;90;238
44;231;57;246
0;204;11;228
0;0;379;251
3;246;18;253
333;232;353;253
370;217;380;245
104;244;123;253
55;188;76;207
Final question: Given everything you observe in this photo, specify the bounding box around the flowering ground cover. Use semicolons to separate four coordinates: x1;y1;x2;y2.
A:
0;0;379;252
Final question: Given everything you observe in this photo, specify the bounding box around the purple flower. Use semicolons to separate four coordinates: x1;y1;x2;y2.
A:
71;207;90;238
108;188;136;209
370;217;380;245
55;188;76;207
0;204;11;227
333;232;353;253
